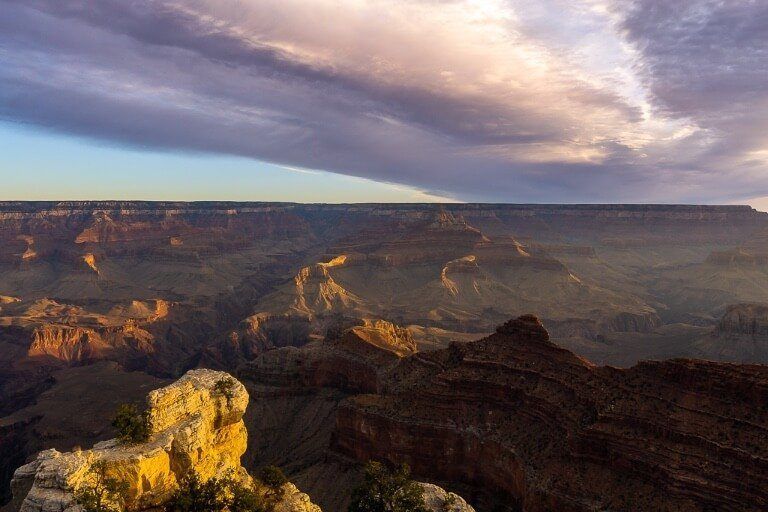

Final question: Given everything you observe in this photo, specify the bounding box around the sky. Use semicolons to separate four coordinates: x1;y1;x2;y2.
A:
1;0;767;206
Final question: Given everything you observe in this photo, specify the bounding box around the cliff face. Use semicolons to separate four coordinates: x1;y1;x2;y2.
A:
240;319;414;394
716;303;768;336
8;369;319;512
332;316;768;512
26;326;99;362
0;297;215;430
692;303;768;363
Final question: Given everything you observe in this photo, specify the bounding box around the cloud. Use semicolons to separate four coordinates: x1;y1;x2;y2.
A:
0;0;766;202
614;0;768;189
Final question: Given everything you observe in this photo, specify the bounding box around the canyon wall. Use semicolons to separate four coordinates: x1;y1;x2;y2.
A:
332;316;768;511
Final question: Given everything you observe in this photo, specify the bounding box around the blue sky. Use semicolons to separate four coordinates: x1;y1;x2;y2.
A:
0;122;449;202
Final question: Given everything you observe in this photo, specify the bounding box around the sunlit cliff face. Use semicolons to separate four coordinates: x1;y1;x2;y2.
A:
1;0;767;203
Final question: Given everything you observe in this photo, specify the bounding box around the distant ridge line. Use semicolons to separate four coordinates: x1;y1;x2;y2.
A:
0;201;760;210
0;202;764;222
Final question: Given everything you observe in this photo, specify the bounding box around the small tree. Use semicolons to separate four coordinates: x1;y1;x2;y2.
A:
165;472;228;512
224;475;268;512
166;470;272;512
214;377;237;405
112;403;150;444
74;460;130;512
258;465;288;501
348;461;428;512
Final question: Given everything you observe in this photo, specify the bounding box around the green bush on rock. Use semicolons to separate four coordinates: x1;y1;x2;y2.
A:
74;460;130;512
112;403;150;445
348;461;429;512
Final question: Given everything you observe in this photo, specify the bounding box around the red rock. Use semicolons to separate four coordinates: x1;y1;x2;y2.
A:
333;316;768;511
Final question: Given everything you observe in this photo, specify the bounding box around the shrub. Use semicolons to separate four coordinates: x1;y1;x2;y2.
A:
214;377;237;404
348;461;428;512
165;472;228;512
74;460;130;512
166;471;271;512
257;466;288;489
257;466;288;500
112;403;150;444
225;476;268;512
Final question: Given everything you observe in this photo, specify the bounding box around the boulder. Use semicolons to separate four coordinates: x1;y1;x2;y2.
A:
420;483;475;512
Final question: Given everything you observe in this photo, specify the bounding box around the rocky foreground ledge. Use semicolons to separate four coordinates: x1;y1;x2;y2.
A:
8;369;319;512
8;369;473;512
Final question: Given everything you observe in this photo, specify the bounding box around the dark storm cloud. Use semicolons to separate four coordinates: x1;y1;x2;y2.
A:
1;0;767;202
621;0;768;119
5;0;634;146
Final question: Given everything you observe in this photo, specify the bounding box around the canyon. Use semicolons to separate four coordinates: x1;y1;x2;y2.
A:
2;201;768;510
238;315;768;511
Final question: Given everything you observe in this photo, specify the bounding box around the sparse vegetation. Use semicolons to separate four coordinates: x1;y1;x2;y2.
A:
165;472;229;512
225;476;269;512
112;403;150;445
164;470;279;512
214;377;237;405
74;460;130;512
348;461;428;512
442;493;457;511
257;465;288;501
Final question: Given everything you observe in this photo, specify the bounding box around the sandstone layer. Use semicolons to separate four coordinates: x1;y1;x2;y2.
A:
241;318;415;394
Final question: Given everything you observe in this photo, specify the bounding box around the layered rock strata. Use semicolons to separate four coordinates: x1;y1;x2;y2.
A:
241;319;414;394
692;303;768;362
333;315;768;511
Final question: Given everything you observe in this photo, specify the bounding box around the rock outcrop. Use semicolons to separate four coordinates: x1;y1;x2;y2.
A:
419;483;475;512
716;303;768;336
9;369;319;512
692;303;768;362
241;319;415;394
333;315;768;511
335;319;417;359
